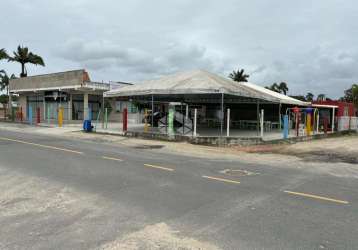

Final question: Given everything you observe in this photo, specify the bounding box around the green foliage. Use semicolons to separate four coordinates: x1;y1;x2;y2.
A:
289;95;307;101
265;83;279;93
278;82;288;95
0;70;16;95
104;100;113;115
352;84;358;108
341;84;358;108
130;101;141;112
8;45;45;77
0;48;8;60
229;68;249;82
0;94;8;104
305;92;314;102
265;82;288;95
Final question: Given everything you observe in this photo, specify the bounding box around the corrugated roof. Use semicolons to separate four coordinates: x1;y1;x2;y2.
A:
105;70;310;106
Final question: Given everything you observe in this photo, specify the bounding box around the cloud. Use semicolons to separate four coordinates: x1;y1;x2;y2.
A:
1;0;358;98
57;39;228;80
250;46;358;96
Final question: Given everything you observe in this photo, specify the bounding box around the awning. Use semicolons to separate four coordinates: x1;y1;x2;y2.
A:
105;70;310;106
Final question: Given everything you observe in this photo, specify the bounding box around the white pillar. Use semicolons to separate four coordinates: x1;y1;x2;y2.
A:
8;94;12;119
316;111;320;134
332;107;335;132
83;93;88;120
193;108;197;137
260;109;264;138
68;94;72;121
185;105;189;120
220;93;224;136
279;103;282;130
226;108;230;137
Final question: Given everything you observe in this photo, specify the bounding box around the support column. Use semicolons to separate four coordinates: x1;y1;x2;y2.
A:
102;95;105;129
316;111;320;134
256;100;260;136
260;109;264;138
220;93;224;136
83;92;88;120
283;115;289;139
151;94;154;131
43;96;46;121
68;93;72;121
332;107;335;132
226;108;230;137
193;108;197;137
185;105;189;120
8;94;12;121
123;108;128;132
279;103;282;130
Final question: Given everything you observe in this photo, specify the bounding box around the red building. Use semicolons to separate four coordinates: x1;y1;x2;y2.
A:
313;100;357;117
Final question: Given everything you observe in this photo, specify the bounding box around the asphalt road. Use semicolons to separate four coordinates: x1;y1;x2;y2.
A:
0;129;357;250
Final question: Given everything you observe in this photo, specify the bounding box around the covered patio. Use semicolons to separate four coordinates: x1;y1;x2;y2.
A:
104;70;310;140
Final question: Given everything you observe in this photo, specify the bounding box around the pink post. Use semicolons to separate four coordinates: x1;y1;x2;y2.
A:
123;108;128;132
36;107;41;124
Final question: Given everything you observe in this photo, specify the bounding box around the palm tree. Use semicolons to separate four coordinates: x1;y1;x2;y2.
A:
229;68;249;82
265;83;280;93
278;82;288;95
8;46;45;77
306;92;314;102
0;49;8;60
0;70;16;97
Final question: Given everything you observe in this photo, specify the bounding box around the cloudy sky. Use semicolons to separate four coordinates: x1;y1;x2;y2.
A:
1;0;358;98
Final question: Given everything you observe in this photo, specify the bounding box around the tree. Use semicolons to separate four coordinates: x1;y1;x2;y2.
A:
265;83;280;93
306;92;314;102
289;95;307;101
341;84;358;104
0;94;8;105
0;70;16;97
317;94;326;101
0;49;8;60
353;84;358;108
229;68;249;82
278;82;288;95
8;45;45;77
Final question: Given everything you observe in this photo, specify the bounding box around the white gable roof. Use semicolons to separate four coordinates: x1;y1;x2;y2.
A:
105;70;309;106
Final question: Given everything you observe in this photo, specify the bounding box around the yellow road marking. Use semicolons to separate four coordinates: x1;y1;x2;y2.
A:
202;175;240;184
143;164;174;172
102;156;123;162
0;136;83;155
284;190;349;204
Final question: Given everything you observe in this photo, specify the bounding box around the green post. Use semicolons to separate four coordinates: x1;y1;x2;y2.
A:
94;109;101;132
47;106;50;125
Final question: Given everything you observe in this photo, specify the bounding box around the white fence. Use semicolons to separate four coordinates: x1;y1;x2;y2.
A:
337;116;358;131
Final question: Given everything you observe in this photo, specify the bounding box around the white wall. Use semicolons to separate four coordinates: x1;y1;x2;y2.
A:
337;116;358;131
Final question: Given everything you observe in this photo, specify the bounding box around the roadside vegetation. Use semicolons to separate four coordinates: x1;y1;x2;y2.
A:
0;46;45;115
229;66;358;108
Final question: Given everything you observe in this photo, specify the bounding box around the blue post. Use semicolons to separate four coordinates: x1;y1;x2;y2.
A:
283;115;289;139
28;106;33;125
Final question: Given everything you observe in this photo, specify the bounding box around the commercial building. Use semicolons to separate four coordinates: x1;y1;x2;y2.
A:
313;100;358;131
9;69;109;122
